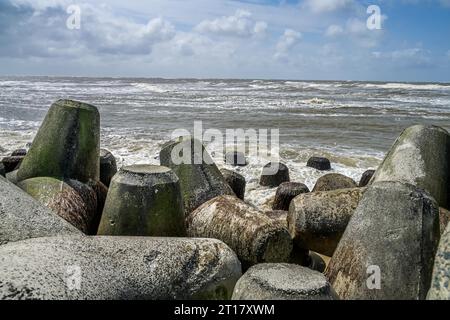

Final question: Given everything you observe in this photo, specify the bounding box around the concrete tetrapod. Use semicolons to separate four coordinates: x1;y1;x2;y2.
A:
187;195;293;269
370;125;450;209
0;236;242;300
98;165;186;237
0;176;80;245
160;136;234;214
325;181;440;300
232;263;338;300
16;99;100;183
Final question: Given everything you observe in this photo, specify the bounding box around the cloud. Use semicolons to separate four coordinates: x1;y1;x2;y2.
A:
303;0;355;13
0;1;176;58
325;24;344;37
195;9;267;38
372;48;433;67
275;29;301;60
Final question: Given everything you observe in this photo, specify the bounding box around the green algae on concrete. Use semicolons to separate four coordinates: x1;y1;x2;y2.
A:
370;125;450;209
16;99;100;183
18;177;97;234
98;165;186;237
0;176;80;245
160;136;234;214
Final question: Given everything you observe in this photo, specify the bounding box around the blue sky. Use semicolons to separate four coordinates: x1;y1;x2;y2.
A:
0;0;449;81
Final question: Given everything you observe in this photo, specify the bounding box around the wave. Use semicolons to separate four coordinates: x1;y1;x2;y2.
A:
130;83;170;93
363;83;450;91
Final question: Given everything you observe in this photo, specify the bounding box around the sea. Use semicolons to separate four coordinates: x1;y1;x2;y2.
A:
1;76;449;208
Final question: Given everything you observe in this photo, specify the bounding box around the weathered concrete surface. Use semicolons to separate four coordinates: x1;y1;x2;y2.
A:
439;207;450;235
288;187;365;256
0;236;242;300
359;169;375;187
220;168;246;200
232;263;338;300
312;173;357;192
264;210;288;227
0;162;4;177
187;195;293;269
18;177;97;234
272;182;309;211
99;149;117;187
0;176;80;245
17;99;100;183
307;157;331;171
325;182;440;300
370;125;450;209
259;162;290;188
160;136;234;214
98;165;186;237
88;180;108;235
427;223;450;300
5;169;18;185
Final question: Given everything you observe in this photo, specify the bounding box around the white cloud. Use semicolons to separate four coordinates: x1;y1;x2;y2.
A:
304;0;354;13
195;9;267;38
372;48;433;67
325;24;344;37
275;29;301;60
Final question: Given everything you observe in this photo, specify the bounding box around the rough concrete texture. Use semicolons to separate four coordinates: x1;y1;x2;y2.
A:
326;181;440;300
427;223;450;300
0;162;4;177
232;263;338;300
88;180;108;235
0;176;80;245
18;177;98;234
312;173;357;192
272;182;309;211
264;210;288;227
288;187;365;256
160;136;234;214
5;169;19;185
98;165;186;237
17;99;100;183
220;168;246;200
0;236;242;300
370;125;450;209
259;162;290;188
187;195;293;269
439;207;450;235
99;148;117;187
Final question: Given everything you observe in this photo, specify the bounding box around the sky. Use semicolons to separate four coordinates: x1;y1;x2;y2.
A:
0;0;450;82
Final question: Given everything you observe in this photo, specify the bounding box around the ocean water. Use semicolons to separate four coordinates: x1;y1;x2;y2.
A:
1;76;449;208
